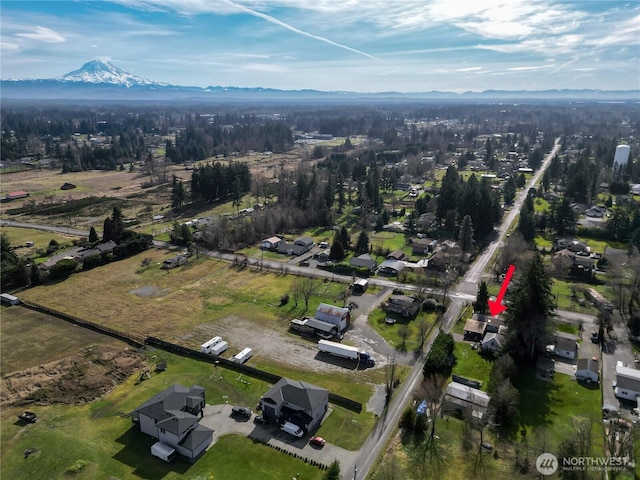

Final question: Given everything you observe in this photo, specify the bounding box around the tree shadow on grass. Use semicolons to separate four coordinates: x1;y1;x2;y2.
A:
113;425;193;478
513;366;561;436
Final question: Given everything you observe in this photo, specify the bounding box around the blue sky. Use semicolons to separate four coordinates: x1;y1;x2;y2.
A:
1;0;639;92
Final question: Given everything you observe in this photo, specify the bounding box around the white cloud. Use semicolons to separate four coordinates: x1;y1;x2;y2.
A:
455;66;483;72
0;42;20;51
16;26;66;43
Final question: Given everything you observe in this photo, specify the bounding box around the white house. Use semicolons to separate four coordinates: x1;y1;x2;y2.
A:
575;357;599;383
261;236;282;250
615;365;640;401
551;332;578;360
131;384;213;460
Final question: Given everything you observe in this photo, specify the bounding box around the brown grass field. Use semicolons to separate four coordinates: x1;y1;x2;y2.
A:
0;306;131;375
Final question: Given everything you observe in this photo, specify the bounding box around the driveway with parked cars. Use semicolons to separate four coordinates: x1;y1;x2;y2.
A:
199;403;359;469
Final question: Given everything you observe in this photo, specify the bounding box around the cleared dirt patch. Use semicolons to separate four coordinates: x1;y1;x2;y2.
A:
1;345;145;406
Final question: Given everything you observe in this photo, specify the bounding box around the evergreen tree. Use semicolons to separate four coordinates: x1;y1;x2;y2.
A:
551;196;576;236
458;214;474;252
30;262;43;286
503;176;516;205
517;199;535;242
504;252;555;363
88;226;99;243
355;231;369;255
436;166;461;222
474;281;489;314
171;174;186;208
339;226;350;251
329;235;345;260
323;460;341;480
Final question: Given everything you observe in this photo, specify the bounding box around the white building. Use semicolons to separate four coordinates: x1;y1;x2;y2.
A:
615;365;640;401
443;382;491;419
613;145;630;167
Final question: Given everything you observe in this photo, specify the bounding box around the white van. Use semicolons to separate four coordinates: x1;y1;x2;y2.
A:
281;421;304;438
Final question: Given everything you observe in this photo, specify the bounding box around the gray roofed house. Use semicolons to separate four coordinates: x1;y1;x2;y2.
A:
349;253;378;271
444;382;491;419
132;384;212;460
278;236;314;256
259;377;329;431
480;332;505;353
550;332;578;360
385;295;421;317
576;357;599;383
378;259;406;276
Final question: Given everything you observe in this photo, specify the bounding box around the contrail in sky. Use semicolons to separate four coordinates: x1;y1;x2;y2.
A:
222;0;382;61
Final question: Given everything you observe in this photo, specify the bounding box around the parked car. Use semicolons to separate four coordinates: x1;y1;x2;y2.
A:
254;415;268;425
231;406;252;418
309;436;326;447
18;411;37;423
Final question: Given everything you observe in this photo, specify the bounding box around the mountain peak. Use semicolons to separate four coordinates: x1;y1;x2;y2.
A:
56;60;168;88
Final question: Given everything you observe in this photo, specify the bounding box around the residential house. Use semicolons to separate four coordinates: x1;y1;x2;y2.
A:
278;237;314;256
385;295;421;317
575;357;599;383
259;377;329;432
463;319;487;341
480;332;505;353
378;259;406;276
550;332;578;360
585;206;605;218
386;249;406;261
261;236;282;250
426;251;447;272
412;239;433;256
314;303;350;332
131;384;213;460
349;254;378;271
443;382;491;420
615;365;640;401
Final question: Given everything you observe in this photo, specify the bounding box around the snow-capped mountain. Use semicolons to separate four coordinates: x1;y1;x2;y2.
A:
55;60;169;87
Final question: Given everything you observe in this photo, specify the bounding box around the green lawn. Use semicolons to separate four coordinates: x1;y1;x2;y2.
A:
450;342;494;391
515;367;604;455
368;307;438;352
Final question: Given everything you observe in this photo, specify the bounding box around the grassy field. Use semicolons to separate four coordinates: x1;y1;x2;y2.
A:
0;350;325;480
368;308;438;352
0;306;130;375
450;342;493;391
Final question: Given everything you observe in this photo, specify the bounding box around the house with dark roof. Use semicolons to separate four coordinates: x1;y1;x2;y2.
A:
386;249;406;261
576;357;599;383
349;253;378;271
412;239;433;256
278;236;314;256
480;332;505;353
259;378;329;431
378;259;406;276
548;332;578;360
463;319;487;341
385;295;421;317
131;384;213;460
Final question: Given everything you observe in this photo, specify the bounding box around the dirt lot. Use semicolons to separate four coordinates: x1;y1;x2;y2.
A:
179;315;371;374
1;345;145;407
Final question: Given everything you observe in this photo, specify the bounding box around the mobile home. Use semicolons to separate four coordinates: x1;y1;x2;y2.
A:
233;347;253;364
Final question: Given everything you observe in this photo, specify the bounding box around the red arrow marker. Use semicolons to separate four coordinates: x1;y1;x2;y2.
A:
488;264;515;316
